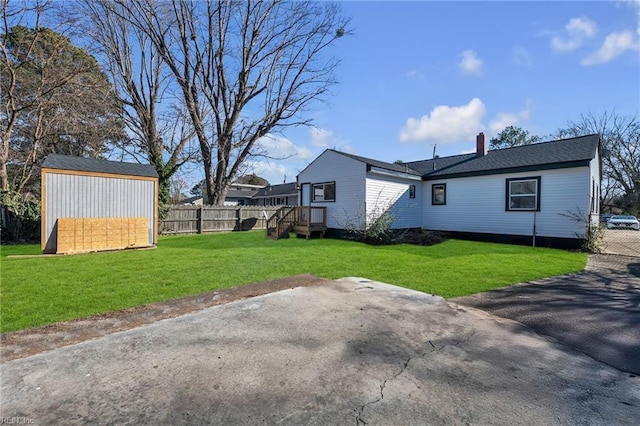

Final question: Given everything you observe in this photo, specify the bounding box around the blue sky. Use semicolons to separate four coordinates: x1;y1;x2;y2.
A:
244;0;639;186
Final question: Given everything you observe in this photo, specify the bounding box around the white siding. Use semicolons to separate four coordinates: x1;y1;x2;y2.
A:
297;150;366;229
44;172;156;252
365;173;422;228
423;167;592;239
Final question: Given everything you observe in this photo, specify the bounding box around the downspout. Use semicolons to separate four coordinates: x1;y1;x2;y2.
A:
532;211;537;247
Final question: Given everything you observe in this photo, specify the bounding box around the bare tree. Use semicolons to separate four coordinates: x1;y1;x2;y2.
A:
557;111;639;213
80;0;198;212
107;0;348;205
1;0;122;195
169;173;190;204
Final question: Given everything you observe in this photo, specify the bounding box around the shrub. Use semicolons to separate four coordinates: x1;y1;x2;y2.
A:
1;191;41;243
399;229;447;246
559;208;604;253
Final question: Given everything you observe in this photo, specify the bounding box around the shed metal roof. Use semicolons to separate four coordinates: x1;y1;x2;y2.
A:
42;154;159;178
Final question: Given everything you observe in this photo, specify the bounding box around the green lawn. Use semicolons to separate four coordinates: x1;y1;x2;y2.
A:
0;231;587;333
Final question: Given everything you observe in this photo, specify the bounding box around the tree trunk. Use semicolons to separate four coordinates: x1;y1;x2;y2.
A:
0;159;7;193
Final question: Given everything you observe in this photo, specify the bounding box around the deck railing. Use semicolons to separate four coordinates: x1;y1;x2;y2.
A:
266;206;327;239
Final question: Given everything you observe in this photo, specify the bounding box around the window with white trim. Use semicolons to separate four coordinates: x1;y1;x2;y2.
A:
590;178;598;213
506;177;540;211
312;182;335;202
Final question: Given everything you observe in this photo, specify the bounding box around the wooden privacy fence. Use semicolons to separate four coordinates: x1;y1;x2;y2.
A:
160;205;281;235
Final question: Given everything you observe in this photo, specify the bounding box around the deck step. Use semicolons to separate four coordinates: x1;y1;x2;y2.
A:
266;207;327;240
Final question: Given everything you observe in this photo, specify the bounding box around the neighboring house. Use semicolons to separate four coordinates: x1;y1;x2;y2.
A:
297;133;601;248
180;195;205;206
251;182;299;206
181;183;265;206
224;187;261;206
179;182;298;206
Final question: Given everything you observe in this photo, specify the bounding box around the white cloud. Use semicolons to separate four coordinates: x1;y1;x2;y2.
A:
309;127;335;148
488;102;533;136
251;161;291;186
618;0;640;36
581;30;639;65
551;16;598;53
308;126;355;153
512;45;533;67
256;134;314;161
399;98;486;143
489;113;521;135
458;50;483;75
566;16;598;38
551;37;581;53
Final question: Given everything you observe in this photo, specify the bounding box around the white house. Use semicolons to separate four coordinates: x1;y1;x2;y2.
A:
296;133;601;248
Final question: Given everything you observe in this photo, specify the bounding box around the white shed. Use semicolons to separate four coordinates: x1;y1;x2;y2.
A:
41;154;159;254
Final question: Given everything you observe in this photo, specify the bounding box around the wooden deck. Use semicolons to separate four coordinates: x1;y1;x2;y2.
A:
266;206;327;240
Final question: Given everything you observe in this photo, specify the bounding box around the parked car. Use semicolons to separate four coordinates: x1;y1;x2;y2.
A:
600;214;613;223
606;215;640;230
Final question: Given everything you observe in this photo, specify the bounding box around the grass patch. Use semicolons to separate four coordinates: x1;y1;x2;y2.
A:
0;232;587;332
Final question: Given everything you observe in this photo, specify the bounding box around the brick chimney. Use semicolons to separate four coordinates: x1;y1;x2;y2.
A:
476;132;486;156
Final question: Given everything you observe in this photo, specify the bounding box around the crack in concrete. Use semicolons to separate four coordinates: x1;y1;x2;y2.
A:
354;331;476;425
354;356;411;425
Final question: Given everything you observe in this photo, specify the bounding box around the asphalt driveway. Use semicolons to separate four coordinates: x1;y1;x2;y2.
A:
2;276;639;425
453;254;640;375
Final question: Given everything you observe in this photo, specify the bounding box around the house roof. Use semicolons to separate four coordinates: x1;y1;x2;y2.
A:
252;182;298;198
181;195;202;204
226;189;258;199
403;153;477;175
42;154;158;178
328;150;422;176
421;134;599;179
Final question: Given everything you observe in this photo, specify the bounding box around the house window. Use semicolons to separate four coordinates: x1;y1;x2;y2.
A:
409;184;416;199
591;178;598;213
432;184;446;205
312;182;335;202
506;177;541;211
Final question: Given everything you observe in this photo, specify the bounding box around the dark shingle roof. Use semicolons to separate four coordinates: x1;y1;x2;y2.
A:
181;195;202;204
423;134;599;179
226;189;258;199
42;154;158;178
253;182;298;198
403;153;477;175
329;149;422;176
